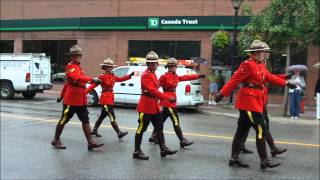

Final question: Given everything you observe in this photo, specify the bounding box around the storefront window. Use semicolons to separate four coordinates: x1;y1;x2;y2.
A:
0;40;14;53
23;40;77;74
128;40;200;59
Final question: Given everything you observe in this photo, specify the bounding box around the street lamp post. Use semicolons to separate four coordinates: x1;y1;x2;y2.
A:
229;0;242;104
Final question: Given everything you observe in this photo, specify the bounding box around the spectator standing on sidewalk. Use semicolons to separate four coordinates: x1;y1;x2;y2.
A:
217;70;225;91
288;70;306;119
208;70;218;105
315;77;320;120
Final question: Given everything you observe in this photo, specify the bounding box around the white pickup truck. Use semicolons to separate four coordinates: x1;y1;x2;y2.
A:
0;53;52;99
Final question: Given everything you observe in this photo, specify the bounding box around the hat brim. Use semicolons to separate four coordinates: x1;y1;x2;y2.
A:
245;48;266;52
99;64;117;66
146;60;159;63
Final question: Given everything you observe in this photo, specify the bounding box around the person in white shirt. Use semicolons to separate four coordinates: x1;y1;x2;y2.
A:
288;70;306;119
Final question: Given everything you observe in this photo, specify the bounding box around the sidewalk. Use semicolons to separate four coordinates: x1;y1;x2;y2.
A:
199;101;319;126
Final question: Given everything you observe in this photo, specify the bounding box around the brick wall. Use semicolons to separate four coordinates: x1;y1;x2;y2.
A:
1;0;271;19
306;46;320;106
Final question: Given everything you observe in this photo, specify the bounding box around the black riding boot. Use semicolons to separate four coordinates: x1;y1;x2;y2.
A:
156;130;178;157
257;138;280;169
266;131;287;157
133;133;149;160
111;121;128;139
229;135;249;168
174;126;193;148
51;124;66;149
82;123;104;150
92;116;104;137
148;130;158;144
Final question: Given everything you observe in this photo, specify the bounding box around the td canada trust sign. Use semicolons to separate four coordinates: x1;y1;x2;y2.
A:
148;17;199;29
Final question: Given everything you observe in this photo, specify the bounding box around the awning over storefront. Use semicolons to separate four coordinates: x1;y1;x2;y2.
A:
0;16;251;31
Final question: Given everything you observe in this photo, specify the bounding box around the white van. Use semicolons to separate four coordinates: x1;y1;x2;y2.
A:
87;65;203;107
0;53;52;99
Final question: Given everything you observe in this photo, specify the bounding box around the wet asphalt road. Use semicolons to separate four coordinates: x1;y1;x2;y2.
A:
1;94;319;179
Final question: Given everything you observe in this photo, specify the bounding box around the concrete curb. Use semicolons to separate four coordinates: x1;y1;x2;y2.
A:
199;109;320;126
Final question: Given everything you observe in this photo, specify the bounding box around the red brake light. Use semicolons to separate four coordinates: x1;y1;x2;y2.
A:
26;73;31;82
185;84;191;95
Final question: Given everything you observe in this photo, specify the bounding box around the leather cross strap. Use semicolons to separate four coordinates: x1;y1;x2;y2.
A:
68;81;86;89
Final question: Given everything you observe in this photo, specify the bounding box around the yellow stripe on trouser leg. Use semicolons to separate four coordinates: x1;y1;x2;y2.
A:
247;111;255;124
136;113;144;134
257;124;263;139
104;105;115;122
247;111;263;139
169;108;179;126
59;105;70;125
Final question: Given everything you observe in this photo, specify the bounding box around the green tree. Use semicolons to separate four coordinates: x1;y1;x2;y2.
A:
241;0;320;116
242;0;319;48
211;30;231;65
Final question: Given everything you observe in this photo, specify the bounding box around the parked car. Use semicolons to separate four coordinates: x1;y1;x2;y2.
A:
87;65;204;107
0;53;52;99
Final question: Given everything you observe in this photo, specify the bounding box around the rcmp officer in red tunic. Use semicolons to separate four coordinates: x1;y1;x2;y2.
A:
133;51;178;160
51;45;104;150
215;40;297;169
86;58;133;139
148;58;205;147
240;42;290;156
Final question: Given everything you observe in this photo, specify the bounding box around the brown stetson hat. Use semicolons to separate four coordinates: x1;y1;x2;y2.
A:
146;51;159;63
99;58;116;67
68;45;83;55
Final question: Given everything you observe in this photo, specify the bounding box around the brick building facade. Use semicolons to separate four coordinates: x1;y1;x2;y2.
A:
0;0;319;105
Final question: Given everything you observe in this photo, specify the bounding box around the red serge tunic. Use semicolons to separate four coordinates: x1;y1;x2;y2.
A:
159;72;199;108
137;69;171;114
86;72;131;105
63;61;93;106
220;57;287;113
263;72;287;106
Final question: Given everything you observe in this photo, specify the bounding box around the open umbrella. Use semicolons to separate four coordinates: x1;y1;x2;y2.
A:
287;64;308;71
190;57;208;65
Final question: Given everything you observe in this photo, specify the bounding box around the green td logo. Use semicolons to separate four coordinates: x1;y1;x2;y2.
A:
148;18;159;29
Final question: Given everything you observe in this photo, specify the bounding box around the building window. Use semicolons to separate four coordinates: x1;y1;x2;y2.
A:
128;40;201;59
0;40;14;53
22;40;77;74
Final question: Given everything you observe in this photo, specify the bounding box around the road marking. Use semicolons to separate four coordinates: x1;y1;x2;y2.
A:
1;113;319;148
18;100;56;104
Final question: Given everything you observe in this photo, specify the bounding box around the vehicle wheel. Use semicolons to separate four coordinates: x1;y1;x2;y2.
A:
22;92;37;99
0;81;14;99
87;90;98;106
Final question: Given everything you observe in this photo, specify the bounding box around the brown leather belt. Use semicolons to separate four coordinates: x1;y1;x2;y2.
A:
68;82;86;89
163;89;176;92
141;92;155;98
102;88;113;92
242;82;263;90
